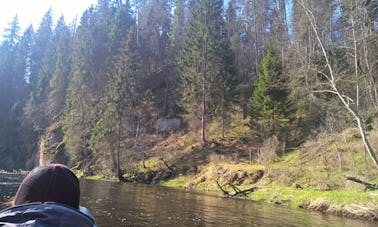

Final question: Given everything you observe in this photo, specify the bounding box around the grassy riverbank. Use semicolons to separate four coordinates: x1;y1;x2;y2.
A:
85;121;378;221
140;127;378;221
157;151;378;221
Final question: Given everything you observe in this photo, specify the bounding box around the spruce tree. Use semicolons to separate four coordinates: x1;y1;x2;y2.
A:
249;47;292;141
47;16;72;122
91;28;141;180
63;8;97;165
24;9;53;132
178;0;236;143
0;16;24;170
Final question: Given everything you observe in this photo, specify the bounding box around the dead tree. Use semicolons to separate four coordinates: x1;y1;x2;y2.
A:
216;180;258;197
346;176;378;190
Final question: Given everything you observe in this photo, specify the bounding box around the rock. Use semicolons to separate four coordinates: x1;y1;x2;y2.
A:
249;170;264;183
155;118;181;133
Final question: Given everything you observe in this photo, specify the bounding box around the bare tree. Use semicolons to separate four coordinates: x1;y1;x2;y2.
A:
298;0;378;169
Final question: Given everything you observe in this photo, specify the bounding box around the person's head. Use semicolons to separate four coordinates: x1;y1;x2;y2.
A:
14;164;80;209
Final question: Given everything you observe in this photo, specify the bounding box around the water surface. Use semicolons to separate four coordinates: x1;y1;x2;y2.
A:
1;175;376;226
79;180;375;227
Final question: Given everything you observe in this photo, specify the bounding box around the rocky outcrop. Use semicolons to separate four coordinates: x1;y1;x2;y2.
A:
155;118;181;133
39;123;69;166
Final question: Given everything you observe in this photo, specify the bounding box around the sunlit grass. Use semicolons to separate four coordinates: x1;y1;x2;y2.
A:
85;174;104;180
160;175;194;187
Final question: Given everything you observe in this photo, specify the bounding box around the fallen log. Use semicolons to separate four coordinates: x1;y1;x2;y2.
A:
216;180;258;197
346;176;378;190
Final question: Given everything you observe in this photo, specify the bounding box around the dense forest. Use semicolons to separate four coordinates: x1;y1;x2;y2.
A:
0;0;377;179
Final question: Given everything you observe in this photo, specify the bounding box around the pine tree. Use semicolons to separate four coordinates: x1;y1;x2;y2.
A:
249;47;292;141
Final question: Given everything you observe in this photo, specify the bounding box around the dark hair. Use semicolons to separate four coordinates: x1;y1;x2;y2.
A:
14;164;80;209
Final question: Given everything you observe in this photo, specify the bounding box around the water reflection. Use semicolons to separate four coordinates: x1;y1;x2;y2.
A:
0;176;376;226
79;180;376;227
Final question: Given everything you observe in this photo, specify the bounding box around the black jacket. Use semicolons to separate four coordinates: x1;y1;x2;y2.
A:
0;203;96;227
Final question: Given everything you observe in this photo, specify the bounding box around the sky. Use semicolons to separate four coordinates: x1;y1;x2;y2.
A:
0;0;97;37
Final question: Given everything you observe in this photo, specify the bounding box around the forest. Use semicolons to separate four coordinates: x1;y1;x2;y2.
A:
0;0;377;181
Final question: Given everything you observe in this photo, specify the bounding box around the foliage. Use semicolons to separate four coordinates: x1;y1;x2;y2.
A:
178;0;237;143
0;0;377;175
249;47;293;142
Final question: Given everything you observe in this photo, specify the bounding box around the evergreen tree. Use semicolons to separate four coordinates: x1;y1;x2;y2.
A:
63;7;97;165
91;28;141;180
170;0;186;53
108;0;134;54
47;16;73;122
0;16;23;170
249;47;292;141
213;40;239;138
178;0;235;143
64;2;118;167
28;9;53;89
14;25;33;95
138;0;171;73
0;16;20;114
24;9;53;132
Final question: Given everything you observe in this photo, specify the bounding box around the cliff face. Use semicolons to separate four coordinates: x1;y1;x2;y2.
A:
38;123;69;167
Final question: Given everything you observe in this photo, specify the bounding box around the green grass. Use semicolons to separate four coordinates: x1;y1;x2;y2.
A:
160;175;195;187
74;169;84;178
85;174;104;180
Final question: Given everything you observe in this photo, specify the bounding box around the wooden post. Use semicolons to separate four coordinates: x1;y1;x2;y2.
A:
249;147;252;164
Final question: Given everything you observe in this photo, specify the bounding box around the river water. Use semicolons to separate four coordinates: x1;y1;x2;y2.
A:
0;175;376;227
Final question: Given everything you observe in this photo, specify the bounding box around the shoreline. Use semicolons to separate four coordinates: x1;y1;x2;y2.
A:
81;174;378;222
159;179;378;222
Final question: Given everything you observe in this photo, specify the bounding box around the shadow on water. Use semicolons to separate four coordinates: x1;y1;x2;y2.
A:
1;176;376;226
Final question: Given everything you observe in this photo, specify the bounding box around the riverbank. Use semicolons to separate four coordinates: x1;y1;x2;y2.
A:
83;126;378;221
158;163;378;222
162;178;378;221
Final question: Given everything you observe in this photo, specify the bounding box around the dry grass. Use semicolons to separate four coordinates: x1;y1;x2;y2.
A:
304;198;378;221
256;136;284;164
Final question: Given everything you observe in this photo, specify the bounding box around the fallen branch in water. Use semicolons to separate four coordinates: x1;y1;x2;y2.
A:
346;176;378;190
216;180;258;197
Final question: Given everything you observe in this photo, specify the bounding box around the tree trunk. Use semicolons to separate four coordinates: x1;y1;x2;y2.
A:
201;39;208;145
116;115;122;182
134;114;141;147
201;74;206;144
299;0;378;169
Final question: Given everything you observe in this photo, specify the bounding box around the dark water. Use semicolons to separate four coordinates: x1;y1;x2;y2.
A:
1;176;376;227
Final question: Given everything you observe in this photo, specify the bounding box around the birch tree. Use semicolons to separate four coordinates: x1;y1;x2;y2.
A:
298;0;378;169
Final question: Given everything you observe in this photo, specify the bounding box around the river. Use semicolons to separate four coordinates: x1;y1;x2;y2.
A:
0;175;376;226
